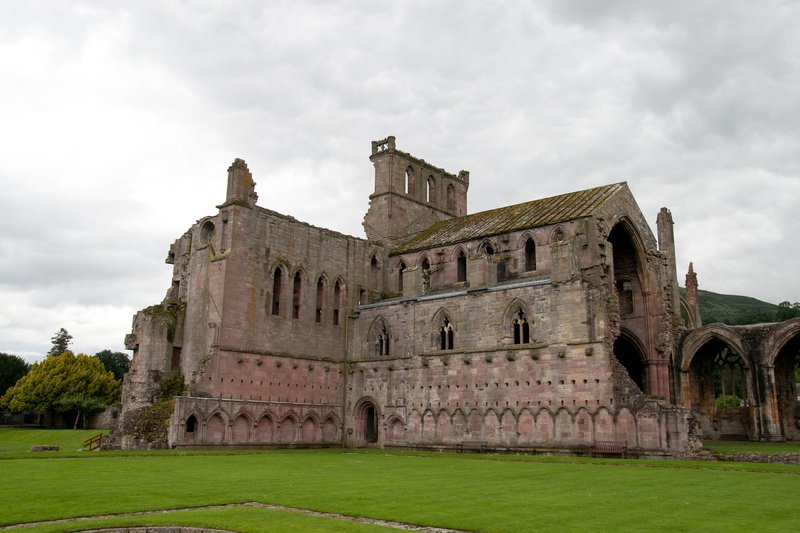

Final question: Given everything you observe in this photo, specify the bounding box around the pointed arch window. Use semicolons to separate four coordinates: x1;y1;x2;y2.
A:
446;184;455;211
421;256;430;271
315;276;326;323
426;176;435;203
513;309;530;344
398;261;406;293
369;255;378;291
272;267;283;316
333;280;343;326
405;167;415;195
292;271;302;319
440;317;454;350
524;237;536;272
457;250;467;283
377;324;390;356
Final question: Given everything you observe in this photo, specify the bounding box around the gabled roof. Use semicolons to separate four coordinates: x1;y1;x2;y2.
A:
392;182;626;255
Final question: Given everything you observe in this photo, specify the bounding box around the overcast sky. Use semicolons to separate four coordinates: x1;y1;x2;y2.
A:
2;1;799;363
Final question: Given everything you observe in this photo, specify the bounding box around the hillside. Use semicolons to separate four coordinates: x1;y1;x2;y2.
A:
680;288;779;325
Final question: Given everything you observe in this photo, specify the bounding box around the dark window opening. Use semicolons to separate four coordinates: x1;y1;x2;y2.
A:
421;257;430;271
398;261;406;292
440;318;454;350
369;256;378;291
613;336;646;392
315;277;325;323
292;272;302;319
333;281;342;326
377;325;390;356
525;238;536;271
272;267;283;316
365;404;378;443
457;251;467;283
513;309;530;344
186;415;197;433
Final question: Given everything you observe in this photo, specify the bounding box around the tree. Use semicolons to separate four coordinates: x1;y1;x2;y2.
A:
0;351;120;428
94;350;131;381
48;328;73;356
0;353;30;397
775;301;800;321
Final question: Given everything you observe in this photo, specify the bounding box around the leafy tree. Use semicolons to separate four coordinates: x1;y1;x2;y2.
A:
0;351;120;428
0;353;30;397
775;301;800;321
48;328;73;356
94;350;131;381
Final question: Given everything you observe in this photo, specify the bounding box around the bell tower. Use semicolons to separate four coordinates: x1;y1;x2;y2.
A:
362;136;469;246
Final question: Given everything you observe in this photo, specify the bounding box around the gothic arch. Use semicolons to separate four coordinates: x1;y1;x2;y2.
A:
430;307;456;350
519;232;537;272
549;225;568;244
354;397;380;444
681;325;751;372
231;412;253;443
417;253;431;270
478;238;496;255
278;412;299;444
764;318;800;365
503;299;532;345
614;328;648;392
367;316;391;356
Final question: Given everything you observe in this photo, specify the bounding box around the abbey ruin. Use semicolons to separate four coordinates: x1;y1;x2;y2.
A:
120;136;800;455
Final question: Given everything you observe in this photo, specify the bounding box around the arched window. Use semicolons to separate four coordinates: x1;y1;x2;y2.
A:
292;271;302;319
200;220;215;246
552;227;567;243
186;415;197;433
398;261;406;293
480;240;495;256
524;237;536;272
369;255;378;291
446;184;455;211
421;256;430;271
272;267;283;316
457;250;467;283
378;324;390;356
405;167;415;195
426;176;435;203
333;280;343;326
513;309;530;344
440;317;454;350
315;276;325;323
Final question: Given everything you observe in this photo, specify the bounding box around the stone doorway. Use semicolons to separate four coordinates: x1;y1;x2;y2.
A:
355;399;379;445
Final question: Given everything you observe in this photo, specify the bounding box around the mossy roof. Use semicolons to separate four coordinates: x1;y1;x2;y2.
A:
392;182;625;255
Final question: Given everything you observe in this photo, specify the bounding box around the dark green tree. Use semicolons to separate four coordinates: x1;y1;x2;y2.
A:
48;328;73;356
0;353;30;397
94;350;131;381
775;301;800;321
1;350;120;427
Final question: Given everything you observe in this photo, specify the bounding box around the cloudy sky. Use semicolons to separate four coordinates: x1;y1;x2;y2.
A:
2;1;799;363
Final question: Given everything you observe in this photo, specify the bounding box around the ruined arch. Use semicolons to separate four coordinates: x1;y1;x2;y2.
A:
231;412;252;443
385;414;406;444
184;412;200;443
550;225;567;243
614;329;647;393
520;233;537;272
764;318;800;439
426;175;436;203
354;397;379;444
321;414;340;442
256;412;276;443
395;259;406;293
405;166;415;196
205;411;227;443
315;273;328;323
453;246;467;283
300;413;320;442
681;326;752;440
199;220;215;247
478;238;496;256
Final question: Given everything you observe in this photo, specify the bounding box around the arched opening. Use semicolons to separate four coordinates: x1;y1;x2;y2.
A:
371;319;390;356
185;414;197;442
513;308;530;345
426;176;435;203
774;332;800;440
200;220;215;246
446;184;455;211
524;237;536;272
405;167;415;196
421;256;430;271
440;317;454;350
689;338;749;440
356;400;379;444
369;255;378;292
457;250;467;283
292;271;302;319
333;280;343;326
397;261;406;293
315;276;325;323
271;267;283;316
613;334;646;392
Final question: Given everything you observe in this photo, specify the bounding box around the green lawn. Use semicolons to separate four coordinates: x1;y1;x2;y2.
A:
702;439;800;454
0;428;107;454
1;431;799;532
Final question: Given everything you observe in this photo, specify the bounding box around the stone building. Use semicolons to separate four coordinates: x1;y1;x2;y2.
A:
121;136;799;454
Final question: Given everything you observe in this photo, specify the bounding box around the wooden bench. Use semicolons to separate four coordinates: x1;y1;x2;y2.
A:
588;440;627;458
457;440;489;453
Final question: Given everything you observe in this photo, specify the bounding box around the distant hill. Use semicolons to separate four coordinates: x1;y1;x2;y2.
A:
680;288;779;325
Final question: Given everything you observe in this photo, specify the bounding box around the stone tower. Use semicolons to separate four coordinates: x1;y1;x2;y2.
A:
362;136;469;246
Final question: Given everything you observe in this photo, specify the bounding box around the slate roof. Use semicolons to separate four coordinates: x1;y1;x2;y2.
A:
392;182;626;255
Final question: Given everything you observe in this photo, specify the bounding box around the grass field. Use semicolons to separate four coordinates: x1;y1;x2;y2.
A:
2;431;799;532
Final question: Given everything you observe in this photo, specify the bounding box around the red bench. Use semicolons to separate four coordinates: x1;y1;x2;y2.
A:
589;440;627;458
